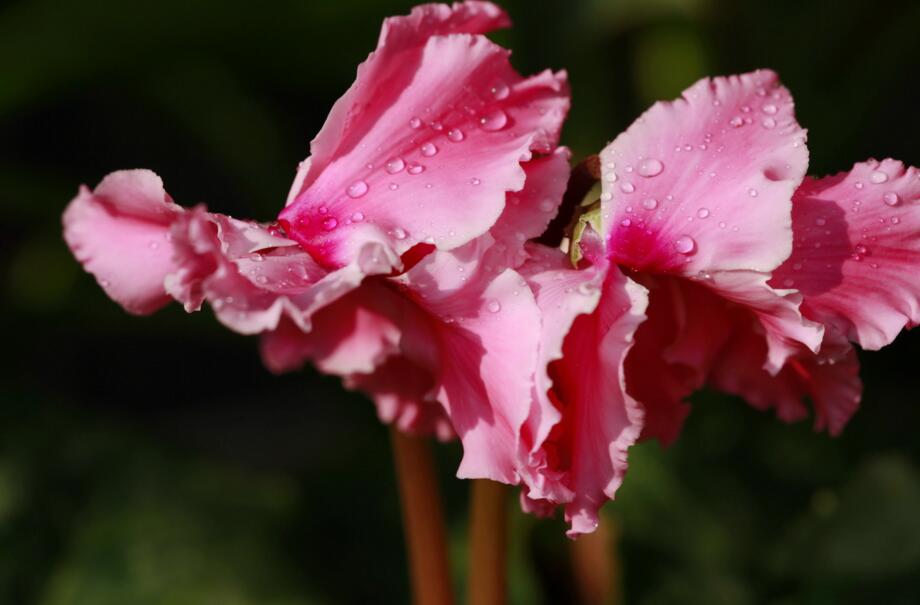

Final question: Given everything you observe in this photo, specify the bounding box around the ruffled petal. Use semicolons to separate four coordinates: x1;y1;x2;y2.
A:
62;170;181;314
279;2;569;266
600;69;808;275
521;248;649;536
710;328;862;435
165;206;400;335
515;242;607;508
392;240;543;484
772;159;920;350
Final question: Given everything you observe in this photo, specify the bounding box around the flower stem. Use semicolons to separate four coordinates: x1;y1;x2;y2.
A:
390;427;455;605
467;479;507;605
569;514;622;605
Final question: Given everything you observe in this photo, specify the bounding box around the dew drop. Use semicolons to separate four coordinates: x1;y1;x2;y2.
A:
479;108;508;131
539;199;555;212
870;170;889;184
675;235;697;255
620;218;632;227
407;162;425;175
762;104;778;115
322;217;338;231
730;116;744;128
148;241;160;250
637;158;664;177
883;192;900;206
388;183;398;191
487;300;502;313
762;117;777;129
429;121;443;131
409;117;422;129
347;180;369;198
470;177;481;186
351;212;364;222
420;142;438;157
600;192;612;202
891;216;901;224
641;197;658;210
783;278;794;287
697;207;711;218
447;128;465;142
815;217;827;226
854;244;869;255
250;252;263;262
748;188;758;197
620;182;635;193
392;227;408;240
489;79;510;100
385;158;405;174
855;181;864;190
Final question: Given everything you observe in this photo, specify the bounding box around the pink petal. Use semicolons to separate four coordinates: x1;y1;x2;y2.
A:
279;2;569;266
772;159;920;350
521;249;649;536
487;148;572;270
600;70;808;276
392;241;544;484
710;328;862;435
516;242;607;508
165;206;400;335
347;356;454;442
62;170;181;314
624;276;733;445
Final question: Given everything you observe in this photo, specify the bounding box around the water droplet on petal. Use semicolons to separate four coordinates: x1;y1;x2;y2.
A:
148;241;160;250
351;212;364;222
748;188;758;197
883;192;900;206
762;117;777;129
675;235;696;255
730;116;744;127
470;177;481;186
347;180;369;198
420;142;438;157
637;158;664;177
447;128;465;142
479;108;508;131
392;227;407;240
697;207;710;218
388;183;398;191
783;278;794;287
409;117;422;129
489;79;510;100
250;253;263;262
815;217;827;226
620;182;635;193
854;244;869;255
762;104;778;115
385;158;405;174
540;199;555;212
870;170;889;184
323;217;338;231
641;198;658;210
891;216;901;224
620;218;631;227
429;121;443;131
407;162;425;175
487;300;502;313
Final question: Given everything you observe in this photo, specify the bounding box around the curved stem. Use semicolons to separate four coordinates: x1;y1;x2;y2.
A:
467;479;507;605
390;427;455;605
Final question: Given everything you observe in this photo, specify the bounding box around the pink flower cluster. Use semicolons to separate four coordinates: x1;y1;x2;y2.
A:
63;1;920;536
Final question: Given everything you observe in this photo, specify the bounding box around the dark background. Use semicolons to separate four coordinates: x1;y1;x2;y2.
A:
2;0;920;603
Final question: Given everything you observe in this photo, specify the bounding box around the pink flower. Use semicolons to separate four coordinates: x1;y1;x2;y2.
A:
62;2;571;478
519;70;919;535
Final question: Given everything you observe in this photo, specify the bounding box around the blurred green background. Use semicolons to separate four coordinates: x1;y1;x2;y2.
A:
2;0;920;603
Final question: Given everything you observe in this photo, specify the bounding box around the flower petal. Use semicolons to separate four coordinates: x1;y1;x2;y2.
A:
62;170;181;314
772;159;920;350
392;241;543;484
710;328;862;435
516;242;607;508
165;207;400;335
600;69;808;276
279;2;569;266
521;254;649;536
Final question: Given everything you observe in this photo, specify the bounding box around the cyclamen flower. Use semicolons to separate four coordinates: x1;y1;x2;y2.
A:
62;0;573;483
519;70;919;535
